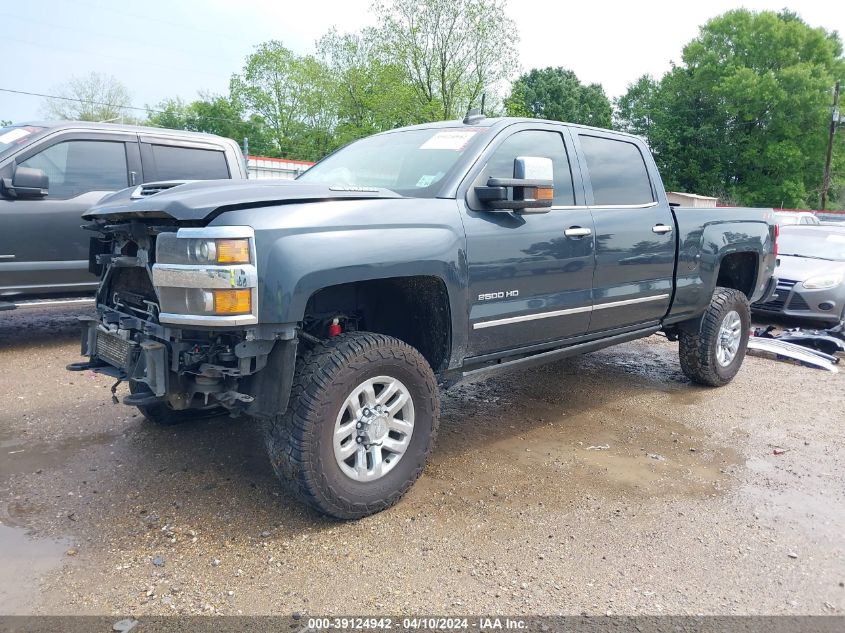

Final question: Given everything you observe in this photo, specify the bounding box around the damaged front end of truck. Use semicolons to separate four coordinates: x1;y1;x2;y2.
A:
68;216;296;420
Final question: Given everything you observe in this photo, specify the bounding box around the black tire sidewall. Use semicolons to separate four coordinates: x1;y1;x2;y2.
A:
313;355;436;506
707;292;751;382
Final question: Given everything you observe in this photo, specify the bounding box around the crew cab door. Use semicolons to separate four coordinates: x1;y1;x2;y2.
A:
573;132;676;332
0;132;138;296
461;126;595;356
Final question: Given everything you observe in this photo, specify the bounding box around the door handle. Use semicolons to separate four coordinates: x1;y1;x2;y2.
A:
0;255;15;259
652;224;673;234
564;227;592;238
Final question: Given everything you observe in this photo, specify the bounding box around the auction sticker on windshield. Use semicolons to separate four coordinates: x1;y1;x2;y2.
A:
420;130;478;151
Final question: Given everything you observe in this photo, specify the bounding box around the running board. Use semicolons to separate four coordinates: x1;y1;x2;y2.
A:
747;337;839;373
462;326;660;378
0;298;95;311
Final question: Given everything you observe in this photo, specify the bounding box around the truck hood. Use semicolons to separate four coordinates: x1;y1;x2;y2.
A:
82;179;403;222
775;254;845;282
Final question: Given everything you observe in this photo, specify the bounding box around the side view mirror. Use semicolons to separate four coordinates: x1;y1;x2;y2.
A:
1;166;49;199
474;156;554;213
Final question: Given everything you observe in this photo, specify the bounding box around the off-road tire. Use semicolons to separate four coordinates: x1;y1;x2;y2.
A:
679;286;751;387
129;382;222;425
265;332;440;520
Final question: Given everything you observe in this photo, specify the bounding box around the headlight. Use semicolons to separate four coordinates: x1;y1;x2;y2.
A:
152;227;258;326
157;288;254;317
802;273;843;290
157;234;251;265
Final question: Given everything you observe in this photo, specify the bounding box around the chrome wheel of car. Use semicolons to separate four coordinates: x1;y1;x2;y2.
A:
333;375;415;482
716;310;743;367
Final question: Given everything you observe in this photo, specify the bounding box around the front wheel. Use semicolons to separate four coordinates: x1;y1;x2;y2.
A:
679;286;751;387
265;332;440;520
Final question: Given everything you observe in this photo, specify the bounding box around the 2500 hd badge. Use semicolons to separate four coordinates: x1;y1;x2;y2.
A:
478;290;519;301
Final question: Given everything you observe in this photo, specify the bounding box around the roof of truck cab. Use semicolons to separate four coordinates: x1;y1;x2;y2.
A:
374;116;643;141
17;120;233;142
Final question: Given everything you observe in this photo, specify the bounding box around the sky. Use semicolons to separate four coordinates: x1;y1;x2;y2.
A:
1;0;843;123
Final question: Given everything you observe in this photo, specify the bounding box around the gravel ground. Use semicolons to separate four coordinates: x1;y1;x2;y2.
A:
0;305;843;616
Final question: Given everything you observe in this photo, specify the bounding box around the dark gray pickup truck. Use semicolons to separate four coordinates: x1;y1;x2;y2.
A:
71;115;777;519
0;121;246;309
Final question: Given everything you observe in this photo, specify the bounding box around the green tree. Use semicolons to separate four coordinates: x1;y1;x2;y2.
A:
373;0;519;120
648;9;845;208
146;93;276;156
317;28;423;146
505;67;612;128
41;72;133;122
613;74;658;144
230;41;336;161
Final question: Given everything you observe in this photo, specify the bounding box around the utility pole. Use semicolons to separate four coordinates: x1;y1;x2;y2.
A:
820;81;840;210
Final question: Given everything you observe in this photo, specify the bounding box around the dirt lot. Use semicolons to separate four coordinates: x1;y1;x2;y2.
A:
0;305;843;616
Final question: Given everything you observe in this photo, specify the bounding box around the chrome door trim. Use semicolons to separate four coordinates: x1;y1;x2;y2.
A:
473;294;670;329
591;293;670;311
546;201;659;211
593;201;658;210
473;305;593;330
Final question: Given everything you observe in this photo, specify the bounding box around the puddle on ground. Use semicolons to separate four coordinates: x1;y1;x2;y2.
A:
0;524;68;614
0;429;118;484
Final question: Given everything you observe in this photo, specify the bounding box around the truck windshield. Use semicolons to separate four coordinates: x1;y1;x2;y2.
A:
779;229;845;261
298;127;485;197
0;125;46;160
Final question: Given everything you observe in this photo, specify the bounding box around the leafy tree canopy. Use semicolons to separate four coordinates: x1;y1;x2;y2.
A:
316;28;425;146
146;93;276;157
374;0;519;120
505;67;612;128
618;9;845;208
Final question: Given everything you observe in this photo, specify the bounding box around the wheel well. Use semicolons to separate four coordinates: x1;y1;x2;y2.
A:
716;252;757;298
303;276;451;372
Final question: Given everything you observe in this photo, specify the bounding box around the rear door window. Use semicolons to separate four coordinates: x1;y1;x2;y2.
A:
148;144;230;180
18;140;128;199
579;135;654;206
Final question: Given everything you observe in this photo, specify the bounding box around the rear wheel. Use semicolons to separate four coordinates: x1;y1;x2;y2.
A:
679;287;751;387
265;332;439;519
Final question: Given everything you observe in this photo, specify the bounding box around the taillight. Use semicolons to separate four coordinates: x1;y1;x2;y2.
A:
773;223;779;258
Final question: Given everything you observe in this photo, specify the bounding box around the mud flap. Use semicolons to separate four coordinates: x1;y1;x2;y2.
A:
243;338;298;419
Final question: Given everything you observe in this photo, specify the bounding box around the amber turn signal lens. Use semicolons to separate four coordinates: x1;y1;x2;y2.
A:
212;289;252;314
216;239;251;264
535;186;554;201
